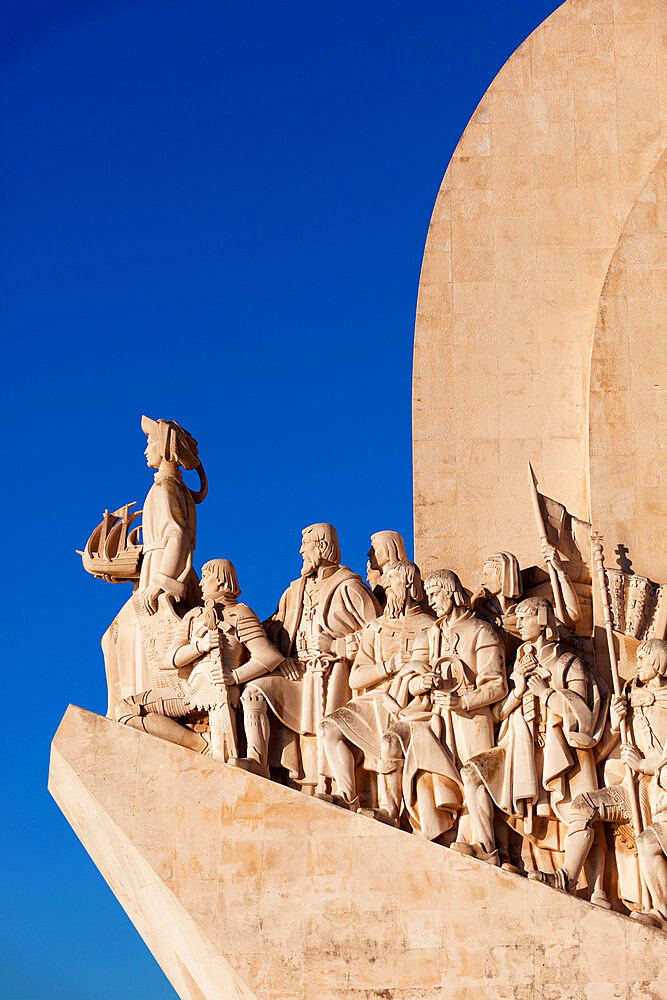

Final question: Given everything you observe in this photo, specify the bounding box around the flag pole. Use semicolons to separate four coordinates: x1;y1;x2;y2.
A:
527;462;567;622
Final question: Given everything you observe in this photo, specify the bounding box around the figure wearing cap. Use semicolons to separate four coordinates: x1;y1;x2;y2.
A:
138;415;207;614
472;551;522;631
102;416;207;707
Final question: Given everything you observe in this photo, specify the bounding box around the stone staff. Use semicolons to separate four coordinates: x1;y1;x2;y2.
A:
528;462;567;623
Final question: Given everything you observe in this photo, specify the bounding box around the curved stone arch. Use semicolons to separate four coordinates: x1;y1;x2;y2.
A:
413;0;666;582
588;147;666;583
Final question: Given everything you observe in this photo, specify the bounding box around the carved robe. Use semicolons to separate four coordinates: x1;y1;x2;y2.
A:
600;681;667;908
399;611;507;840
467;639;608;847
139;470;199;602
325;606;434;767
249;565;379;776
103;470;200;712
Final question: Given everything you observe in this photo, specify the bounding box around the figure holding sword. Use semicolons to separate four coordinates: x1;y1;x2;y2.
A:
115;558;284;761
463;595;609;894
235;523;380;789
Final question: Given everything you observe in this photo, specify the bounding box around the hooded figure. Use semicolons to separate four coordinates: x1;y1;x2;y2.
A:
472;551;522;628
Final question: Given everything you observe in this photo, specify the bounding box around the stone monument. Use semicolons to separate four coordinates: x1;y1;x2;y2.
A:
50;2;666;997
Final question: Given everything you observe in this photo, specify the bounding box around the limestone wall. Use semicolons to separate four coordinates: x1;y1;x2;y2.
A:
413;0;666;580
589;149;667;584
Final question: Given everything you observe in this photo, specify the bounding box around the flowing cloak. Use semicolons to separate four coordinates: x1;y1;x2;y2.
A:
466;640;608;845
102;471;199;712
399;612;507;841
652;742;667;856
325;607;434;767
251;566;380;736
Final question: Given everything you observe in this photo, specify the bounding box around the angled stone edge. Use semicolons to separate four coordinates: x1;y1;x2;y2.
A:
49;706;667;1000
49;708;257;1000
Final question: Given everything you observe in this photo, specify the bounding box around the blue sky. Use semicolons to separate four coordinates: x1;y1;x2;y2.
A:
1;1;560;995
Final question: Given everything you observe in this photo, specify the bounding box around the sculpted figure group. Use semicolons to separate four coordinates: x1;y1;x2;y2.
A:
82;417;667;929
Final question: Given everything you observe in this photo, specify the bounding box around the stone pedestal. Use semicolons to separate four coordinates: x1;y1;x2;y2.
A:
49;706;667;1000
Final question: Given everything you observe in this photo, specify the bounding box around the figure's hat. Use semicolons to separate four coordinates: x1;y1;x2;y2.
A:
141;415;200;471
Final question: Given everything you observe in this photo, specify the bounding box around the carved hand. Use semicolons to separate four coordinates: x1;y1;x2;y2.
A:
278;657;301;681
196;631;218;654
432;690;463;713
510;671;527;697
526;674;548;700
387;650;409;676
620;743;646;774
141;584;163;615
409;673;437;696
541;540;563;572
610;694;628;731
516;652;538;677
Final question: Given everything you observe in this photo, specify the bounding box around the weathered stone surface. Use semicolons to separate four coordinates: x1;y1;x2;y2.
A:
49;706;667;1000
589;149;667;585
413;0;666;579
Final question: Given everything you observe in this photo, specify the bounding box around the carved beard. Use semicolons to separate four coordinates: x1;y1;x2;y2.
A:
301;553;321;577
385;587;408;619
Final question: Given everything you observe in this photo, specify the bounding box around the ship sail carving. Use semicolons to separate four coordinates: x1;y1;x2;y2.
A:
78;502;143;583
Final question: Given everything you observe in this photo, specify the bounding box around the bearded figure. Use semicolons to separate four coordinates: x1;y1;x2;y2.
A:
387;570;507;853
232;523;380;789
319;560;434;818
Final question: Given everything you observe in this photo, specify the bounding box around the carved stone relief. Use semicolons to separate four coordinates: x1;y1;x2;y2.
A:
79;415;667;928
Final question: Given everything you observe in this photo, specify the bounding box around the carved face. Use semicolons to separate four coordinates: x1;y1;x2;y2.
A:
482;560;501;595
300;534;324;576
425;584;454;618
383;569;408;619
516;608;541;643
144;434;162;469
366;544;381;587
637;647;658;684
200;569;221;601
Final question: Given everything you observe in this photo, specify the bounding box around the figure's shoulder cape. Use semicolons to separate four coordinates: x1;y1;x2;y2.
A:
318;565;367;621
